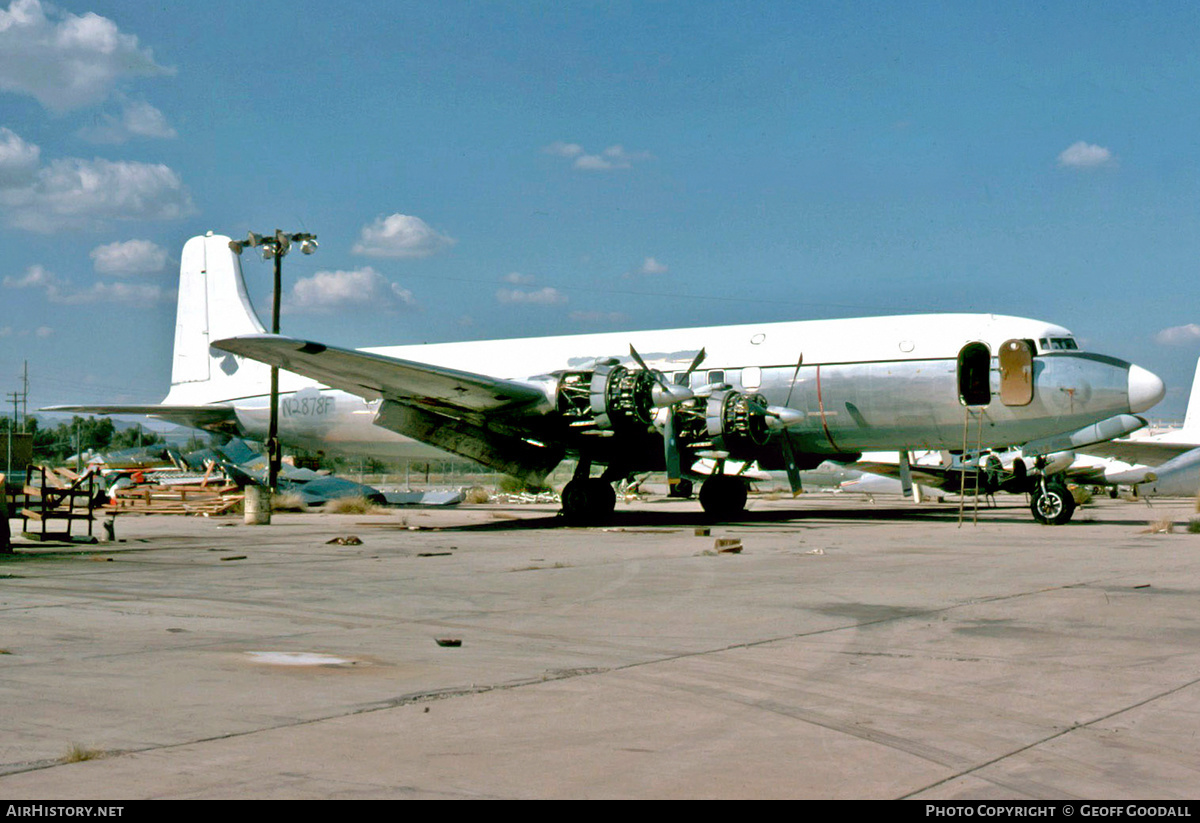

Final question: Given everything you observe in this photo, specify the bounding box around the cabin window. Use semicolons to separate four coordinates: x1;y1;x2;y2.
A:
673;372;689;387
998;339;1034;406
707;369;725;386
957;342;991;406
742;366;762;389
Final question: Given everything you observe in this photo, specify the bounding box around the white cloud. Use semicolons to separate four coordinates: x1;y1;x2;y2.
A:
0;127;39;187
0;325;9;337
576;145;651;171
0;145;195;231
502;271;535;285
283;267;417;314
58;280;168;304
639;256;668;275
1057;141;1114;169
351;213;456;258
0;0;171;112
2;262;169;304
496;286;568;306
79;98;177;144
2;262;59;290
35;325;52;337
1154;324;1200;346
545;141;652;172
90;239;168;275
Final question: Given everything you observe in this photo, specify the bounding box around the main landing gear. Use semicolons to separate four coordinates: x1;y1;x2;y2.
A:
560;462;750;524
698;474;748;521
560;477;616;524
560;460;620;524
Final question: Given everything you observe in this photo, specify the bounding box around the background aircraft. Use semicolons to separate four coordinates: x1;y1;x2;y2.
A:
1077;356;1200;498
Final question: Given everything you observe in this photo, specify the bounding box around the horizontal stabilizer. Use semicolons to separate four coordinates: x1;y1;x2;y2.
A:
41;404;240;435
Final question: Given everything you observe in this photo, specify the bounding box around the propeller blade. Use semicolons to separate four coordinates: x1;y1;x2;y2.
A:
628;344;652;374
780;432;803;496
783;353;804;408
663;408;682;486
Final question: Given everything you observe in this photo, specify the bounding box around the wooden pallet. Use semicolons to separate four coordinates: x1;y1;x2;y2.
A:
106;482;243;516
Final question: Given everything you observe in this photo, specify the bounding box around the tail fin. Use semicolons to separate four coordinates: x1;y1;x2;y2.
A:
161;233;270;405
1184;356;1200;434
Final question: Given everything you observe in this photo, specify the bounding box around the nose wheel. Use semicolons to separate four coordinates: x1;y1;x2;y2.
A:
1030;478;1076;525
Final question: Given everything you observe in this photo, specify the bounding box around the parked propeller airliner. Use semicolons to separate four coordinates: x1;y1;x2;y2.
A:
51;233;1165;524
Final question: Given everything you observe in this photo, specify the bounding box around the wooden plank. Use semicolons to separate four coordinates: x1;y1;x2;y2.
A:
19;509;95;521
1;473;10;554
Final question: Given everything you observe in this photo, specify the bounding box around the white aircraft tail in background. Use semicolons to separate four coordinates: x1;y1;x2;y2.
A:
161;231;271;408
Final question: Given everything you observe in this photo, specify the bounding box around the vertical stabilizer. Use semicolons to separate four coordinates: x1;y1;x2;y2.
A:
1183;356;1200;434
163;234;270;405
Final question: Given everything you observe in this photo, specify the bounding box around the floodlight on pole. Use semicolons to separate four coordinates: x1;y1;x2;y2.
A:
228;229;317;491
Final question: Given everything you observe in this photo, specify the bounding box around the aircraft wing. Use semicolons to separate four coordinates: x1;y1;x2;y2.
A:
211;334;549;417
850;461;961;491
1079;440;1196;466
212;334;562;480
40;404;241;434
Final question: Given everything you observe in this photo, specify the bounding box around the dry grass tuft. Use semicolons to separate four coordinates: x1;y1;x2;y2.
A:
464;486;490;504
321;496;382;515
271;492;307;512
1140;518;1175;535
62;743;104;763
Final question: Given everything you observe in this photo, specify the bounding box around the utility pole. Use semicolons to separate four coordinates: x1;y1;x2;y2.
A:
228;229;317;490
5;391;17;482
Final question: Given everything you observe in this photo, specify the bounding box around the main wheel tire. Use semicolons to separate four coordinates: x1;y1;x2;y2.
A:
587;478;616;519
699;475;748;521
1030;483;1076;525
561;478;616;524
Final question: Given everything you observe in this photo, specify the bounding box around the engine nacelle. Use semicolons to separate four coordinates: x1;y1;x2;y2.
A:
670;387;773;456
555;359;659;432
706;390;771;451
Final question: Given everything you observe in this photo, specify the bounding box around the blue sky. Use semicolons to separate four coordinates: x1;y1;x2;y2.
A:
2;0;1200;419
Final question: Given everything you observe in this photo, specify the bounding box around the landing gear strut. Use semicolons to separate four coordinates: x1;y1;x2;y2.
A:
699;475;748;521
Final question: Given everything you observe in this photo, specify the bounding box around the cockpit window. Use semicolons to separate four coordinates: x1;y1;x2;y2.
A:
1038;337;1079;352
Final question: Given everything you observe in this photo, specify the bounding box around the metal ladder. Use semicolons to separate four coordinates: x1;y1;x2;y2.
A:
957;405;986;527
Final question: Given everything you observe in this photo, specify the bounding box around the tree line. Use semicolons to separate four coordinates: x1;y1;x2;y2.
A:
4;416;165;464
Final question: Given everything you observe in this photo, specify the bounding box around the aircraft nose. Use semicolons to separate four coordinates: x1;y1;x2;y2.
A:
1127;364;1166;413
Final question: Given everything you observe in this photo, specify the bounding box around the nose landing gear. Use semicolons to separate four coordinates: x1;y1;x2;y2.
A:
1030;475;1076;525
